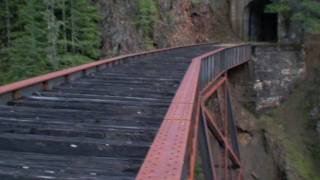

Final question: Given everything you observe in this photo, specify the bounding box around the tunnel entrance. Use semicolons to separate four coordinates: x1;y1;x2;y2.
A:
248;0;278;42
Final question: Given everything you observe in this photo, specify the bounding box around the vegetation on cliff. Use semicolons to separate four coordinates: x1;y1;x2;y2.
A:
136;0;158;49
266;0;320;33
0;0;101;85
260;77;320;180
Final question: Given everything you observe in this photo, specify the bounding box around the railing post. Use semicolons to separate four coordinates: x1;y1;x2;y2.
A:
226;80;240;159
138;44;250;180
198;106;216;180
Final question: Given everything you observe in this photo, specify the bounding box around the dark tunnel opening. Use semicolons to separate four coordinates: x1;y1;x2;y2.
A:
248;0;278;42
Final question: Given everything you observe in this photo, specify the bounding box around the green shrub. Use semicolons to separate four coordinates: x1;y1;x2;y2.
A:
265;0;320;33
136;0;158;48
191;0;202;6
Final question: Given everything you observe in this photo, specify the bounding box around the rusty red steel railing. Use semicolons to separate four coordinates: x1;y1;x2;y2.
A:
0;43;215;102
136;44;251;180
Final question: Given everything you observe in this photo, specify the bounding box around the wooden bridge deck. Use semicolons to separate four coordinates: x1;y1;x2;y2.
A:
0;45;218;180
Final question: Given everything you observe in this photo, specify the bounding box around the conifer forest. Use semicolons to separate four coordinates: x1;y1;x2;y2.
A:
0;0;101;85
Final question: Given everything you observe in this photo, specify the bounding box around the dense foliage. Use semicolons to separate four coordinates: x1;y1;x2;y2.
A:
136;0;158;49
265;0;320;33
0;0;101;85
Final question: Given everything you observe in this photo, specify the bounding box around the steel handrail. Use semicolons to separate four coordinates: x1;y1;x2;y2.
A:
137;44;251;180
0;42;216;101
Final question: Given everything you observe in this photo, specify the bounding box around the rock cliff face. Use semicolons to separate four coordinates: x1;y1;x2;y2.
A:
96;0;237;56
252;44;304;111
96;1;143;56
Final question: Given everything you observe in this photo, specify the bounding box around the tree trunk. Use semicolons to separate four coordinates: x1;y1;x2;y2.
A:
5;0;11;47
28;0;37;56
70;0;76;53
62;0;67;52
46;0;58;69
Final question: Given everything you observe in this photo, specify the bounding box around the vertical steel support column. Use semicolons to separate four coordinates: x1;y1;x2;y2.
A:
226;83;240;159
198;107;216;180
223;80;228;180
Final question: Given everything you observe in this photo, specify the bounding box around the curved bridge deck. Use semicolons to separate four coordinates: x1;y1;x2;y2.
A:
0;45;218;179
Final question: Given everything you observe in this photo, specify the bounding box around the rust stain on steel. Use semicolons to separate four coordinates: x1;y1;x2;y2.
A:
202;76;227;102
188;102;200;180
136;49;224;180
200;76;243;179
136;119;191;180
202;105;219;180
136;59;203;180
202;103;242;167
200;59;249;95
0;57;120;95
164;61;201;121
137;44;250;180
171;60;200;104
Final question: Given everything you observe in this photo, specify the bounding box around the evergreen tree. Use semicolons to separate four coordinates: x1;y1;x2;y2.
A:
58;0;68;53
44;0;61;70
70;0;101;58
6;0;47;82
136;0;158;49
0;0;102;84
0;0;16;48
70;0;77;53
4;0;11;47
58;0;101;67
